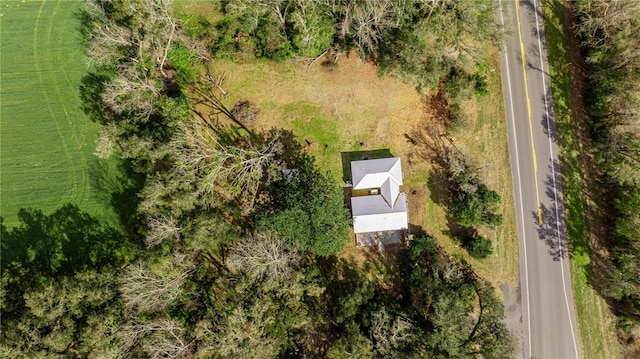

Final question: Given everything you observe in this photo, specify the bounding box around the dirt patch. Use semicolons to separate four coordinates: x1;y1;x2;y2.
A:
501;282;524;359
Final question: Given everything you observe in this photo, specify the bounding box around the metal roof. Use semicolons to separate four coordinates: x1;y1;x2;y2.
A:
351;157;403;206
350;157;408;234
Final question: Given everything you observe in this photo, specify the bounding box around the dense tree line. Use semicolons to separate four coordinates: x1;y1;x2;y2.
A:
574;0;640;321
1;0;513;357
184;0;499;95
2;214;513;357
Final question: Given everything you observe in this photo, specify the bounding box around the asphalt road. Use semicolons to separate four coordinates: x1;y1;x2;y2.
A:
498;1;581;358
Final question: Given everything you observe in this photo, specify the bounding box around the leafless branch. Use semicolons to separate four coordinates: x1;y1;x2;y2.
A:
119;253;196;313
173;121;284;211
307;50;328;70
120;317;194;358
101;65;160;121
227;232;300;282
146;214;181;247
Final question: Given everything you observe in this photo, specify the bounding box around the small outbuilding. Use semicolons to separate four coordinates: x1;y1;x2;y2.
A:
349;157;408;248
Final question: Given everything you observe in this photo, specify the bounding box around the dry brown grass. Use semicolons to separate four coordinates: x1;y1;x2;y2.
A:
210;54;426;181
458;45;519;288
207;47;518;291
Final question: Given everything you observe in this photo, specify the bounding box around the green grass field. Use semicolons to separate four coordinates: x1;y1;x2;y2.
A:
1;0;115;227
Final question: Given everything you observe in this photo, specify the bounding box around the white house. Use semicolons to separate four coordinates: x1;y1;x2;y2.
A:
350;157;408;246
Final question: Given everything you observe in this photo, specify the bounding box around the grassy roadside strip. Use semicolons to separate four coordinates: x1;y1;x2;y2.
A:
542;2;621;358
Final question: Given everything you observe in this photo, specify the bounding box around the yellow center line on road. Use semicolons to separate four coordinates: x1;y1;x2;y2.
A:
516;0;543;224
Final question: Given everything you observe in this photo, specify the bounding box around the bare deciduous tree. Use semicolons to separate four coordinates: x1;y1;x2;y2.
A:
86;0;178;71
447;148;474;176
94;122;122;159
371;307;414;357
101;65;160;121
146;214;181;247
173;120;284;211
575;0;640;47
226;0;290;29
86;22;134;66
120;317;193;358
119;253;196;313
144;319;192;359
211;304;280;358
143;0;178;77
351;0;399;55
227;232;300;282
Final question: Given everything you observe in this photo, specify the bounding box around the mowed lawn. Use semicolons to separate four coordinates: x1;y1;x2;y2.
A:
1;0;114;227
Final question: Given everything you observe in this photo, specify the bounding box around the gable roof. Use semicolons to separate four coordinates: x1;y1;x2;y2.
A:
350;157;408;234
352;193;408;233
351;157;403;206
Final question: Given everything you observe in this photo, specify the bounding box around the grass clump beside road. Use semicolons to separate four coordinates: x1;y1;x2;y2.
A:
0;1;116;227
542;1;622;358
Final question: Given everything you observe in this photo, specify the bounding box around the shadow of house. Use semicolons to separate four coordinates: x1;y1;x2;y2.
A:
340;149;394;183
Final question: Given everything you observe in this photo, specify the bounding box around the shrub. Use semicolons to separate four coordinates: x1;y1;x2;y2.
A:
448;183;503;228
473;62;490;97
444;68;475;103
461;233;493;259
167;44;198;87
211;17;257;60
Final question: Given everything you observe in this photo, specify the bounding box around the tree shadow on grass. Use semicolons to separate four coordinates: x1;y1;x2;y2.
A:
317;260;377;341
1;203;139;321
1;206;116;318
427;168;449;208
442;216;476;240
79;72;110;125
2;204;136;274
89;157;145;240
406;96;450;170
